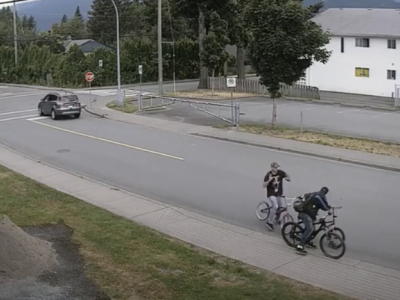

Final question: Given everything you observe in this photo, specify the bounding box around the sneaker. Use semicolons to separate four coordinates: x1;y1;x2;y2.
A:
265;222;274;231
306;241;317;249
296;245;307;255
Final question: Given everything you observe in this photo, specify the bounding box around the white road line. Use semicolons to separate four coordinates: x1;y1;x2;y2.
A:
372;111;398;118
26;116;47;121
0;114;37;122
337;109;361;114
0;109;36;116
305;106;318;110
0;93;12;96
0;92;44;99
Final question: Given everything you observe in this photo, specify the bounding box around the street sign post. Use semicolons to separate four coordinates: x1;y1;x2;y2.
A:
85;72;94;105
226;77;237;126
99;60;103;67
138;65;143;111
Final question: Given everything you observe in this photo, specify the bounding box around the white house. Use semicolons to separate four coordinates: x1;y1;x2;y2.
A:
304;8;400;98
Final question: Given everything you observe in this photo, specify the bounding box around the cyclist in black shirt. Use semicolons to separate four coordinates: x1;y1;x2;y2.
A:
263;162;290;230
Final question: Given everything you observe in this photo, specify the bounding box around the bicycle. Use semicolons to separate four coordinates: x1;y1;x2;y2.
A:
255;195;297;228
281;206;346;259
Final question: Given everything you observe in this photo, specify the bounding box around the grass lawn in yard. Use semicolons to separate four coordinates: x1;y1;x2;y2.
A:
0;164;354;300
216;124;400;157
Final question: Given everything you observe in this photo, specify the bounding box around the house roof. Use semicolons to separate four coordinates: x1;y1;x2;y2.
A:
63;39;92;52
312;8;400;38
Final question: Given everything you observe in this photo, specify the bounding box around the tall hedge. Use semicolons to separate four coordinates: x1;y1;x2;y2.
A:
0;39;200;87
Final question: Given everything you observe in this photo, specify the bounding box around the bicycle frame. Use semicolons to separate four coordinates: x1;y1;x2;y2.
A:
298;206;342;241
276;196;297;222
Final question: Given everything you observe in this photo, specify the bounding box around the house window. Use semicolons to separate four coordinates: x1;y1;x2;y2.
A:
387;70;396;80
355;68;369;77
388;39;396;49
355;38;369;47
341;37;344;53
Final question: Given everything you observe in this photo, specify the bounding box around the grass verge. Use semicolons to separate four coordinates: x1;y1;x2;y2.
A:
106;100;138;113
165;89;256;100
217;124;400;157
0;164;353;300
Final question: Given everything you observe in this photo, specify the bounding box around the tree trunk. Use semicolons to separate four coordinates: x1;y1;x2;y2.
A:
198;7;208;89
271;98;277;128
236;46;245;80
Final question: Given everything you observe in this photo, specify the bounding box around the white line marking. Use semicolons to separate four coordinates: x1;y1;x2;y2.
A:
372;111;398;118
0;93;12;96
305;107;318;110
337;109;361;114
26;116;47;121
0;92;44;99
0;109;36;116
0;114;37;122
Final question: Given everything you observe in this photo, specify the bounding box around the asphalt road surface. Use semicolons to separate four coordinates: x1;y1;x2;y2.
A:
0;90;399;271
142;97;400;143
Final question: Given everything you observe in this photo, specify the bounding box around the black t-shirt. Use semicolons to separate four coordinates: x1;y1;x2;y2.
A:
264;170;287;197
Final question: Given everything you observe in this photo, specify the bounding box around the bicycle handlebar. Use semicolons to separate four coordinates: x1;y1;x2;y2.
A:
320;206;342;219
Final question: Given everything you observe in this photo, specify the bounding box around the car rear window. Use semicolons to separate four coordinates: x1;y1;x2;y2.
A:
60;95;79;101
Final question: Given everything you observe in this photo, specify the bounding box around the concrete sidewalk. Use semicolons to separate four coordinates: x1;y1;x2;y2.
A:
85;104;400;172
1;142;399;300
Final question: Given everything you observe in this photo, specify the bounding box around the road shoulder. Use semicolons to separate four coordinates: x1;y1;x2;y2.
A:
84;105;400;172
0;142;399;300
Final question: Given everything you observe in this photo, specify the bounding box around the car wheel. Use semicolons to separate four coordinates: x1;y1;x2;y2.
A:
74;113;80;118
51;109;58;120
38;106;44;116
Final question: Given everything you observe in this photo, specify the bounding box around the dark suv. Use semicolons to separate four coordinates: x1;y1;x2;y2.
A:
38;92;81;120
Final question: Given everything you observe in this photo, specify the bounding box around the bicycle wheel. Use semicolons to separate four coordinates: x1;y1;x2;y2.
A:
281;222;303;248
319;232;346;259
332;227;346;241
255;201;271;221
280;212;294;229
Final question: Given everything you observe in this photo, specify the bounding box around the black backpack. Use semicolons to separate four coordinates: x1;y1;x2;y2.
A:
293;193;313;213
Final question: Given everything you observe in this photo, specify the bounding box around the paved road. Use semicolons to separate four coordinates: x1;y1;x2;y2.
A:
6;83;399;143
142;97;400;142
0;99;398;271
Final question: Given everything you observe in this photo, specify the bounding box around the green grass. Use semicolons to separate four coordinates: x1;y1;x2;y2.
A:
0;165;353;300
216;123;400;157
106;100;137;113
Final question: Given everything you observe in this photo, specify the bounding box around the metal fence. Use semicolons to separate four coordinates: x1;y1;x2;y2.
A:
137;94;241;127
207;77;321;100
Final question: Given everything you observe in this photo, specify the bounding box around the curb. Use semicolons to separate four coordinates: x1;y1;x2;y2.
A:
83;106;106;118
192;133;400;173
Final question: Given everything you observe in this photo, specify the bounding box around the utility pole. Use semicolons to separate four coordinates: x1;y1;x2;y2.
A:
157;0;163;95
13;0;18;65
110;0;122;106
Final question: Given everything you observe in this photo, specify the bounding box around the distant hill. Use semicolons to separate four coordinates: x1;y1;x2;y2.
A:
14;0;400;31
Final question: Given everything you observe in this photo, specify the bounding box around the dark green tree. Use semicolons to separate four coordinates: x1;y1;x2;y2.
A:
75;6;82;19
27;16;36;31
61;14;68;23
87;0;132;45
226;0;249;79
245;0;330;127
173;0;234;88
200;11;229;92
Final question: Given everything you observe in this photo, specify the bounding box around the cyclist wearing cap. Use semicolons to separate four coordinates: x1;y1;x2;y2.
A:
295;187;331;255
263;162;290;231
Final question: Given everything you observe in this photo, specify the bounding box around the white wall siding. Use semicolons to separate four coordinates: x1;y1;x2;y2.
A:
307;36;400;97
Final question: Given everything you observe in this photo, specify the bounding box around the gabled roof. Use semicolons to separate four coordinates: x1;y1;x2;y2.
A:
312;8;400;38
63;39;92;52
